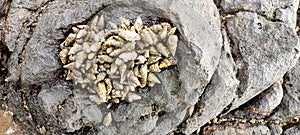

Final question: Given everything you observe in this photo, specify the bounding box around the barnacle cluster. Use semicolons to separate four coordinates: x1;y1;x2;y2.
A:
59;15;178;104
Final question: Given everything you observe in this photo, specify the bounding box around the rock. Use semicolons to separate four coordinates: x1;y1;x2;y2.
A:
268;124;283;135
249;80;283;115
283;125;300;135
220;0;299;27
20;0;106;85
38;84;72;114
4;6;31;83
53;0;222;134
183;29;239;134
225;12;299;113
4;0;222;134
271;59;300;121
204;125;271;135
12;0;49;9
172;0;222;105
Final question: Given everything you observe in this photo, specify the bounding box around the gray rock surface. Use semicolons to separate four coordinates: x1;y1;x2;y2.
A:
6;0;221;134
183;29;239;134
220;0;299;27
1;0;299;134
284;125;300;135
20;0;106;85
205;125;271;135
271;59;300;121
251;80;283;115
226;12;299;113
38;84;72;114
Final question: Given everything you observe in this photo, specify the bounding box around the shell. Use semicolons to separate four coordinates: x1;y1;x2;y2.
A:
75;51;86;68
150;24;163;33
59;48;69;64
64;33;76;47
90;15;99;32
120;17;131;29
68;43;82;55
126;92;141;102
140;29;153;45
85;60;92;71
111;98;120;103
127;71;141;87
147;56;162;65
149;46;161;56
114;58;124;65
103;112;112;127
119;64;127;84
76;29;88;39
149;29;158;45
149;62;161;72
156;43;169;57
77;25;89;29
113;81;124;90
134;16;143;33
95;72;106;83
104;39;124;47
147;72;161;84
159;58;172;69
159;26;168;39
65;70;73;80
72;27;80;34
168;27;177;36
110;63;118;74
97;55;113;63
133;66;140;77
135;55;146;64
87;73;96;81
121;42;136;52
109;49;123;57
118;51;137;62
63;62;74;70
97;82;107;102
82;42;91;53
97;15;105;31
105;78;112;94
188;105;195;116
139;64;148;88
167;35;178;56
87;53;96;60
90;42;101;52
118;30;141;41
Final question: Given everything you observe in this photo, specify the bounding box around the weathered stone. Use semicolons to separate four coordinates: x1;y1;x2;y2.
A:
183;29;239;134
271;59;300;121
225;12;299;113
205;125;271;135
268;124;283;135
283;125;300;135
220;0;299;27
38;84;72;114
20;0;106;85
249;80;283;115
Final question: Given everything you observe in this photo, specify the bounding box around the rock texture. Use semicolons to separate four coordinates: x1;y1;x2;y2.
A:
0;0;299;134
226;11;299;113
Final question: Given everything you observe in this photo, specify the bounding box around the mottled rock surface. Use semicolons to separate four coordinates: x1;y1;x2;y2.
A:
226;12;299;113
221;0;299;27
271;59;300;121
0;0;299;134
204;125;272;135
183;29;239;134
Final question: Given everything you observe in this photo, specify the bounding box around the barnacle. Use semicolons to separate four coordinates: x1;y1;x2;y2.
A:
59;15;179;105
